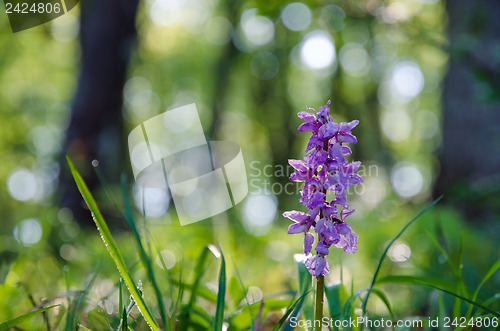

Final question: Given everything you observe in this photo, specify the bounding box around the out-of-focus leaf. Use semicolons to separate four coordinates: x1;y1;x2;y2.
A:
0;305;59;331
361;196;443;313
66;157;159;331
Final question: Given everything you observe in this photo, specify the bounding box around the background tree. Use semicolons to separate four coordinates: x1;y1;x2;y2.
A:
437;0;500;221
60;0;139;225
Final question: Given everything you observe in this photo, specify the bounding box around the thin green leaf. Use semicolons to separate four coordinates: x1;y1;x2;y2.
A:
120;307;128;331
419;281;499;318
65;272;97;331
453;233;465;319
378;276;500;318
180;246;210;331
214;248;226;331
325;283;343;319
343;289;363;318
361;196;443;313
119;279;123;326
466;259;500;318
297;261;313;322
272;291;309;331
0;305;60;331
481;293;500;311
66;157;159;331
424;230;456;274
78;325;93;331
366;288;394;321
232;262;255;330
376;275;457;293
438;291;446;331
121;175;168;328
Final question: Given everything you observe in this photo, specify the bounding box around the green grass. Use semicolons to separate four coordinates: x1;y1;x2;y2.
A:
3;160;498;330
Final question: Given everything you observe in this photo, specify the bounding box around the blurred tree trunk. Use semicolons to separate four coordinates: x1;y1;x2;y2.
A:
437;0;500;220
60;0;139;225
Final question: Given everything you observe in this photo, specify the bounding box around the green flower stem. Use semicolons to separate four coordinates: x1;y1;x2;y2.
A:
315;274;325;329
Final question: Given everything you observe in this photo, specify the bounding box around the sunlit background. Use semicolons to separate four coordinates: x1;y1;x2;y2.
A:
0;0;499;329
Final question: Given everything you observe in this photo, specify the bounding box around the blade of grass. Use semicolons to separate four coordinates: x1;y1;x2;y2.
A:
424;230;456;274
214;247;226;331
417;281;500;318
232;262;255;330
325;283;344;320
480;293;500;312
297;261;313;323
64;271;97;331
378;276;500;317
121;175;168;329
180;246;211;331
272;291;310;331
453;233;465;319
361;196;443;313
376;275;456;292
66;157;159;331
120;307;128;331
365;288;394;321
438;291;445;331
0;305;60;331
466;259;500;318
119;279;123;328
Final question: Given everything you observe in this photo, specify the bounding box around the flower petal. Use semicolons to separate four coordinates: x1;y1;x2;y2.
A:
347;120;359;130
338;133;358;144
304;232;315;255
340;208;355;221
298;122;315;132
305;136;323;152
288;223;307;234
342;145;352;155
297;111;317;123
289;159;308;172
318;122;339;139
345;161;361;173
283;210;308;223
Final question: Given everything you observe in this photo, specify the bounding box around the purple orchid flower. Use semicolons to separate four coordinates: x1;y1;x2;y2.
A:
283;100;363;276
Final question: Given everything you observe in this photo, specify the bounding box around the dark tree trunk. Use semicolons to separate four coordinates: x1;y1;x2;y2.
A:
437;0;500;220
59;0;139;225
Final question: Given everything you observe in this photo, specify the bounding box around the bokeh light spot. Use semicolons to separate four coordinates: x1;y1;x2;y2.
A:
7;169;38;202
51;13;79;43
13;218;42;246
391;164;424;198
339;43;370;76
381;110;412;142
390;61;424;100
241;9;275;46
281;3;312;32
133;185;170;218
300;31;336;70
243;193;277;236
388;240;412;262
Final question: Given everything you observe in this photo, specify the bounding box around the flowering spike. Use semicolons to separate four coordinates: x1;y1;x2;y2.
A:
284;100;362;276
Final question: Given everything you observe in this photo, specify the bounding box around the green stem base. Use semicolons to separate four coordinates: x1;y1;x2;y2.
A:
315;274;325;330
